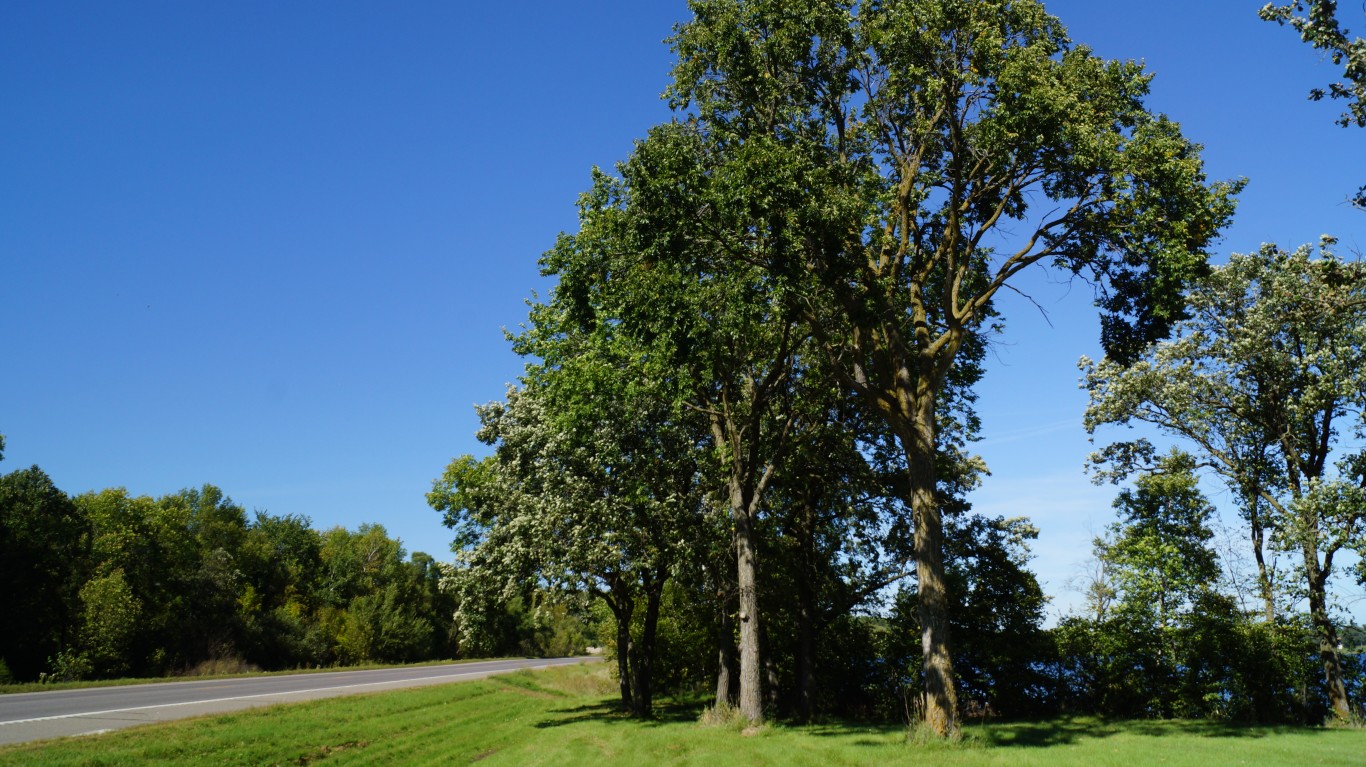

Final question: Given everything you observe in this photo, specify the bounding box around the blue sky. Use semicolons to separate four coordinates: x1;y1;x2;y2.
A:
2;2;1362;620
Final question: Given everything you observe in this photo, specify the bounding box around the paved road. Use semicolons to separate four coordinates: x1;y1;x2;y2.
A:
0;657;595;746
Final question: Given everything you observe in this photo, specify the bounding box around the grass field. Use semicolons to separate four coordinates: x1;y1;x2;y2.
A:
1;664;1361;766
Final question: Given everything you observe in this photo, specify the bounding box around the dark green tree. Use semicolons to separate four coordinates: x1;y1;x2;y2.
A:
542;145;810;721
0;464;90;680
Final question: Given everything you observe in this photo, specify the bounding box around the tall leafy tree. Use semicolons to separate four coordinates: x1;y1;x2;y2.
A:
1084;241;1366;721
238;512;328;667
661;0;1238;735
158;485;251;661
543;141;812;722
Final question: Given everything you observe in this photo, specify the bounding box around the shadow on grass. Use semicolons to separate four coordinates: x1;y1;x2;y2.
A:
531;692;1341;749
534;697;706;729
977;717;1329;748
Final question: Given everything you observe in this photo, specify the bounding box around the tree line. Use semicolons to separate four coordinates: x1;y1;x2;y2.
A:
0;448;592;685
431;0;1365;734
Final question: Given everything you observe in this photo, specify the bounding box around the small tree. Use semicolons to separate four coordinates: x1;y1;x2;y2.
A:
430;331;712;717
1103;450;1219;637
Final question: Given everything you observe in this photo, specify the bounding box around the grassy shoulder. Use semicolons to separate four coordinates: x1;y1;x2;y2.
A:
1;664;1361;766
0;657;508;695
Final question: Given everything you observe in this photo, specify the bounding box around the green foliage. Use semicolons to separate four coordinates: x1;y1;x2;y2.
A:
1103;450;1219;629
0;465;88;681
0;465;467;680
1260;2;1366;130
77;569;142;678
1054;605;1338;723
334;584;434;664
1085;241;1366;719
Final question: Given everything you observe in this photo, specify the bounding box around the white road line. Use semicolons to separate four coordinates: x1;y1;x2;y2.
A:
0;668;502;726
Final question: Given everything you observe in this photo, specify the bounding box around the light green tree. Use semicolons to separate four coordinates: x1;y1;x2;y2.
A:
430;317;713;716
77;569;142;678
1084;241;1366;721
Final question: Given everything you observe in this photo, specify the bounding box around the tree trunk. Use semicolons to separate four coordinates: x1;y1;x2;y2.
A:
1246;493;1276;623
734;496;764;723
796;497;817;722
1305;560;1351;721
899;388;959;737
607;585;634;714
715;585;737;707
629;571;666;718
796;598;815;722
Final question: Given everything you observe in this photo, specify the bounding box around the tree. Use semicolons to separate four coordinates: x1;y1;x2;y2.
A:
158;485;250;661
430;327;712;716
0;465;89;680
935;515;1050;718
1084;241;1366;721
76;569;141;678
1102;450;1219;637
237;512;328;668
1261;1;1366;207
541;148;811;722
662;0;1239;735
1089;451;1222;716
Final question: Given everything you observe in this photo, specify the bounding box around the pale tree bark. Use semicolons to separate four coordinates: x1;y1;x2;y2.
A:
900;385;958;737
1246;493;1277;624
733;495;764;722
705;361;794;724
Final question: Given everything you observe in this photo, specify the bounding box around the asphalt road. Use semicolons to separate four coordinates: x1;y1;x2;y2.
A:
0;657;595;746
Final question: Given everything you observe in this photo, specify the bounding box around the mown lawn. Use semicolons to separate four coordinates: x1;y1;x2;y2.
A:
1;664;1361;766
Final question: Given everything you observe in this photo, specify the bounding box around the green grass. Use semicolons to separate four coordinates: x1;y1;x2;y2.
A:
2;664;1362;766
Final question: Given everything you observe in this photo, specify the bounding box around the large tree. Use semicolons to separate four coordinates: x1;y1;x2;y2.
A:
544;144;814;721
662;0;1238;735
1083;241;1366;721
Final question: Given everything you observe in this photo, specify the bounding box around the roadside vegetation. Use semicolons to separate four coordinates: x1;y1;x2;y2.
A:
4;0;1365;746
1;664;1362;767
426;0;1366;736
0;462;598;687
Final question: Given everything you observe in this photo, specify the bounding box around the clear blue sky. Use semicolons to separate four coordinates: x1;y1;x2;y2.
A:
2;2;1362;619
